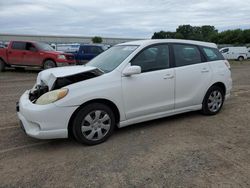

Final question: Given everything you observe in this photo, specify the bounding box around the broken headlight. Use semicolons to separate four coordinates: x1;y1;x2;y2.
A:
35;88;68;105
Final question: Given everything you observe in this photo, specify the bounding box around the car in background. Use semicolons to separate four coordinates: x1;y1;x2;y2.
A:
247;48;250;59
17;39;232;145
0;44;5;48
56;43;80;53
0;41;76;72
73;44;109;64
220;47;248;61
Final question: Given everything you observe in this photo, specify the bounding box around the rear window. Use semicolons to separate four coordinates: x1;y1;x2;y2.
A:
12;42;26;50
202;47;224;61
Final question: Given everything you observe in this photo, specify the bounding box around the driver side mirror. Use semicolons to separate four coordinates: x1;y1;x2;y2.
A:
123;65;141;76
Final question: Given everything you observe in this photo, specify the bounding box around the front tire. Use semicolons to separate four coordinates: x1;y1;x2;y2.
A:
43;60;56;69
202;86;225;115
72;103;115;145
0;59;5;72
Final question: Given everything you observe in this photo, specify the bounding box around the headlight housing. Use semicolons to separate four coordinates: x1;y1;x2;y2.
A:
57;54;66;60
35;88;68;105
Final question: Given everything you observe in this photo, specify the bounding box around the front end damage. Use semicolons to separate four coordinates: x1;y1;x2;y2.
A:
28;66;103;103
16;66;103;139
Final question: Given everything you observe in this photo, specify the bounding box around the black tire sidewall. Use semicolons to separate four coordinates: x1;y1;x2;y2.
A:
238;56;244;61
43;60;56;69
202;86;225;115
72;103;115;145
0;60;5;72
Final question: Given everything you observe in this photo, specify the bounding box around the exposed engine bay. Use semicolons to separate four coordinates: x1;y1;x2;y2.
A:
29;68;103;103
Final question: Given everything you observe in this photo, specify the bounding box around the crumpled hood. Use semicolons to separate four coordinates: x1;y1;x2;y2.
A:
36;65;98;89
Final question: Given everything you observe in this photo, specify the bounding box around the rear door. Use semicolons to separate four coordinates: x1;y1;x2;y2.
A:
8;42;26;65
173;44;212;109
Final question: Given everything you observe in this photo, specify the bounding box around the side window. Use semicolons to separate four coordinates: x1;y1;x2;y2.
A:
202;47;224;61
220;48;229;53
90;46;102;54
131;44;170;73
12;42;26;50
26;43;36;51
82;46;89;54
173;44;202;67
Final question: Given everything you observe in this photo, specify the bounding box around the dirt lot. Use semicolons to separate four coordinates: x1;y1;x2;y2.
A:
0;62;250;187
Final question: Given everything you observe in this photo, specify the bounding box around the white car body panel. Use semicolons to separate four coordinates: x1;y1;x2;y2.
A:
17;39;232;139
122;66;175;120
175;62;212;108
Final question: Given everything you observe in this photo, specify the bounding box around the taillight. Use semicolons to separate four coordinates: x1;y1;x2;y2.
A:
224;60;231;70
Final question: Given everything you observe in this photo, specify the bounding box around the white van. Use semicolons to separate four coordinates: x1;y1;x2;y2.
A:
247;48;250;59
220;47;248;61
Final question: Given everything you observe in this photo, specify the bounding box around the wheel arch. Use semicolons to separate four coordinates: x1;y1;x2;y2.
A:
207;82;226;96
68;98;120;138
42;58;57;67
0;57;7;64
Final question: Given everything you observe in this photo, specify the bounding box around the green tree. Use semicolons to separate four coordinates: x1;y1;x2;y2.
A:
176;25;194;39
174;32;184;39
201;25;218;42
151;31;167;39
151;31;176;39
92;36;103;43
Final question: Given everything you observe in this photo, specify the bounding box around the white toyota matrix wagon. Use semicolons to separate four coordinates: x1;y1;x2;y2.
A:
17;39;232;145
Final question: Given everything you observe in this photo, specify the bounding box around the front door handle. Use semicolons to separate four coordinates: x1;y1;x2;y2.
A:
164;74;174;79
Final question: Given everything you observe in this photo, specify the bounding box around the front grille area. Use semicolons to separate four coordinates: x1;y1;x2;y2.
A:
65;54;75;60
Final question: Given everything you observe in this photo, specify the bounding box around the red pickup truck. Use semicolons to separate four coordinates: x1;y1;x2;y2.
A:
0;41;76;71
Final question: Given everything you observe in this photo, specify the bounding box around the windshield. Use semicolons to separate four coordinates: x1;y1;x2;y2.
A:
36;42;55;51
86;45;138;73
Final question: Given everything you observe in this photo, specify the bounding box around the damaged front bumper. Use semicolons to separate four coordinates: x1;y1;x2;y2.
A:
16;90;78;139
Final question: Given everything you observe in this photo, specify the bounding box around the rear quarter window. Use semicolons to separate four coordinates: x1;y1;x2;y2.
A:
202;47;225;61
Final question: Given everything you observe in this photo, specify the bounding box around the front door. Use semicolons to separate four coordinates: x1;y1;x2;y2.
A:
23;42;40;66
122;44;175;120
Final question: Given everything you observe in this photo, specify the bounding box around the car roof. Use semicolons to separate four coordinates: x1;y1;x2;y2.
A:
80;44;105;47
118;39;217;48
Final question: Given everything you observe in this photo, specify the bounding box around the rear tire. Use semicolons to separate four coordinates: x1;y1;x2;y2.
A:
0;59;5;72
238;56;244;61
43;60;56;69
72;103;115;145
202;86;225;115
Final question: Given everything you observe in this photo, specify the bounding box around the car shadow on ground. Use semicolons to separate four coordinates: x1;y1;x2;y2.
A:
22;111;203;149
4;67;41;74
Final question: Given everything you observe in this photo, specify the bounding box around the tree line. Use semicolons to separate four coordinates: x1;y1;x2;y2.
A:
152;25;250;45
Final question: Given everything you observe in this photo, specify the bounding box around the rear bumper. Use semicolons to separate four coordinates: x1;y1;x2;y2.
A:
17;91;78;139
225;77;233;100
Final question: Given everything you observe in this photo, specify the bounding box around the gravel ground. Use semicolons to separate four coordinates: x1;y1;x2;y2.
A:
0;63;250;188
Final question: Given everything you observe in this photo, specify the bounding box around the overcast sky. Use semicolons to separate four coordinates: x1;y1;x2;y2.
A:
0;0;249;38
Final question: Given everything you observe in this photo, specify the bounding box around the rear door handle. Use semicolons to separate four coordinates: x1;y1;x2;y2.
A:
201;68;209;73
164;74;174;79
